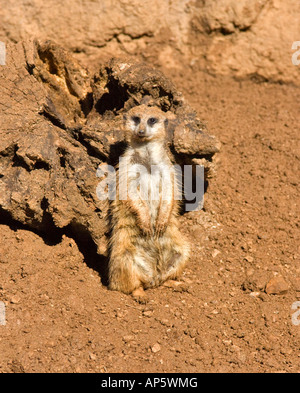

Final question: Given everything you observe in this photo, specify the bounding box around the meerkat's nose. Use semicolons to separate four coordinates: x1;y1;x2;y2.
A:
138;129;145;136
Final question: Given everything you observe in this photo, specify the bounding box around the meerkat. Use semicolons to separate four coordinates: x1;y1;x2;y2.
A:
108;105;190;294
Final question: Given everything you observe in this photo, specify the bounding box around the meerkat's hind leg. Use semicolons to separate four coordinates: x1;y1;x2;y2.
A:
108;250;142;294
109;235;158;294
131;286;147;303
159;226;190;284
162;279;186;289
108;229;144;294
133;245;160;289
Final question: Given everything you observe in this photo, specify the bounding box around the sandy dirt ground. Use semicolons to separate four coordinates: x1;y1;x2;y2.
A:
0;63;299;372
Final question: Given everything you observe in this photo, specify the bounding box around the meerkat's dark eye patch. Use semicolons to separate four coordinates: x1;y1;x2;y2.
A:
132;116;141;124
147;117;158;126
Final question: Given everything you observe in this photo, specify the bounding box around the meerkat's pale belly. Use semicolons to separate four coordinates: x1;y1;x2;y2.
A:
142;166;173;224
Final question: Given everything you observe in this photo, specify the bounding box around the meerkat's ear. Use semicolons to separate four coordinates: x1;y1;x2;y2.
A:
123;114;127;122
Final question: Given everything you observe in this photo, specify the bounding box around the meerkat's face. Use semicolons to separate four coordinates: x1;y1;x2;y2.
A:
124;105;168;143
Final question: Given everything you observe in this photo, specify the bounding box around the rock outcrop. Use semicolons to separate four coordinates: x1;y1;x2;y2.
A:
0;40;220;256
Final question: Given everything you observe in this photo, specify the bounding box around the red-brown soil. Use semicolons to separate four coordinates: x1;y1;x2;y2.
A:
0;65;299;372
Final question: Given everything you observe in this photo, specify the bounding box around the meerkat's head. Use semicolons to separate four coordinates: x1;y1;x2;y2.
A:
124;105;168;144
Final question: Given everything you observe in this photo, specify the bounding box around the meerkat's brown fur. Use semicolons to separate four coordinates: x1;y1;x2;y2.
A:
108;105;190;294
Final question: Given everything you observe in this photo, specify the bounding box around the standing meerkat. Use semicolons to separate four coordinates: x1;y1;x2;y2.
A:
108;105;190;294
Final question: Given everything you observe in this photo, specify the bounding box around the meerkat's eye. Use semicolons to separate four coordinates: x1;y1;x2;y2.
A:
147;117;158;126
132;116;141;125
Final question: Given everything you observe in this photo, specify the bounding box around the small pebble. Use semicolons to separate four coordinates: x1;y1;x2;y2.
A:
151;343;161;353
265;276;289;295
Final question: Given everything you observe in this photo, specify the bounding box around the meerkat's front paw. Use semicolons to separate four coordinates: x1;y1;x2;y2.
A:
155;219;168;237
138;220;153;237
